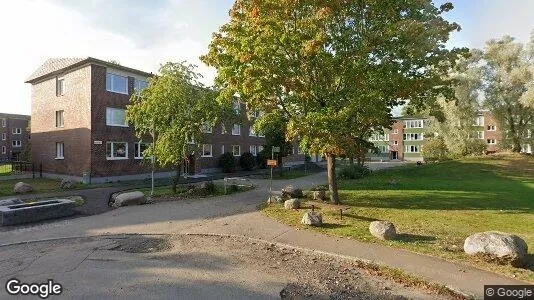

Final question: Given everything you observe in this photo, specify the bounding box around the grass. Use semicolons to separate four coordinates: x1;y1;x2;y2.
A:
0;164;12;176
263;153;534;283
139;182;254;199
0;178;82;197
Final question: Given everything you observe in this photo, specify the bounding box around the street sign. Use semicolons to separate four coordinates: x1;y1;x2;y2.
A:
267;159;278;167
272;147;281;153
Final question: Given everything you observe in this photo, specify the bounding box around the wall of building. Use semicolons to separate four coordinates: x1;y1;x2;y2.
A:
31;65;92;176
0;115;30;161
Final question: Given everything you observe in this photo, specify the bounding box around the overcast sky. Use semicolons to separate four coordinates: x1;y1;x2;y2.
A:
1;0;534;115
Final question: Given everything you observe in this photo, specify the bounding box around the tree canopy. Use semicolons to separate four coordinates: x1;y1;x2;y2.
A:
202;0;464;204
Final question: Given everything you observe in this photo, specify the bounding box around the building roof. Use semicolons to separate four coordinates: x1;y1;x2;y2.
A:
25;57;153;84
0;113;30;120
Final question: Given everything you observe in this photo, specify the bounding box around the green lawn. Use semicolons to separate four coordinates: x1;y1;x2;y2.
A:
0;178;78;197
263;154;534;282
0;164;12;176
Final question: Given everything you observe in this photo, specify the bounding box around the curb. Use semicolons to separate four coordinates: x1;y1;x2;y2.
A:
0;232;473;298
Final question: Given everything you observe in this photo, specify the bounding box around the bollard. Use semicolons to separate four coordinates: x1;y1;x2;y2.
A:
339;208;343;220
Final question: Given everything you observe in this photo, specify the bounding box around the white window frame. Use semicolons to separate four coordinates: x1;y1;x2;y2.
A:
487;139;496;145
186;135;195;144
487;125;496;131
106;142;129;160
393;140;398;145
249;126;257;137
1;119;5;127
392;129;399;134
202;123;213;133
1;146;5;154
12;128;22;135
1;133;5;140
106;73;128;95
233;98;241;113
403;120;424;129
221;124;227;134
258;145;264;153
12;140;21;147
232;124;241;136
55;142;64;159
477;131;484;139
258;131;265;138
403;133;423;141
56;77;65;96
56;110;64;128
404;145;419;153
473;116;484;126
201;144;213;157
232;145;241;157
106;107;128;127
221;145;225;154
250;145;258;156
134;79;148;93
134;142;151;159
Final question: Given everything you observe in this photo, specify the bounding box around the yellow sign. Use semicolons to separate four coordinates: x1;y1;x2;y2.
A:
267;159;278;167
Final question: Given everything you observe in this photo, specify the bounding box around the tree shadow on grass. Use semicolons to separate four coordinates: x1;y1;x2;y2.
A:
395;233;437;243
320;223;351;230
340;213;379;222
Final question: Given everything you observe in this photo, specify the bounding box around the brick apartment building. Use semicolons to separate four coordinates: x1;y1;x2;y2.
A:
369;110;531;161
26;57;304;182
0;113;30;161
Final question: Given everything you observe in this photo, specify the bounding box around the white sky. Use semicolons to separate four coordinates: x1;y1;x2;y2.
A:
1;0;534;115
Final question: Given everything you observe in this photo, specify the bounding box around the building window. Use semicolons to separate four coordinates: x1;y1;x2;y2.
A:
1;133;5;140
403;120;423;129
487;139;496;145
487;125;496;131
106;107;128;127
106;142;128;160
106;73;128;94
392;129;399;134
1;146;5;154
403;133;423;141
221;145;225;154
370;133;389;141
1;119;5;127
258;145;264;153
55;110;64;128
251;110;262;118
249;126;257;137
232;124;241;135
12;128;22;134
221;124;227;134
393;140;398;145
12;140;21;147
134;142;150;159
404;145;419;153
477;131;484;139
202;144;213;157
250;145;258;156
233;97;241;113
56;77;65;96
55;142;64;159
186;135;195;144
134;79;148;93
473;116;484;126
232;145;241;156
258;131;265;138
202;122;213;133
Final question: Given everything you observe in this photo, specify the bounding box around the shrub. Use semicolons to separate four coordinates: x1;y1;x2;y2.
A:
256;149;269;169
202;181;217;194
219;152;236;173
337;164;371;180
421;137;449;161
239;152;256;171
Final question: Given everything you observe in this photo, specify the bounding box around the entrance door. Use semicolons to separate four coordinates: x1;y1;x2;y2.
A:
391;151;398;160
183;154;196;175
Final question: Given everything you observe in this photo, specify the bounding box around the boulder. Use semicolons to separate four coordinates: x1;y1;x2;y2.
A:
369;221;397;240
111;191;147;208
60;178;74;189
312;190;326;201
0;198;24;206
301;211;322;226
464;231;528;265
14;182;33;194
282;185;304;199
284;198;301;210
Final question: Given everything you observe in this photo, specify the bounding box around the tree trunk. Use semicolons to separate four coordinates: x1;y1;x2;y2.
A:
326;154;340;205
172;164;182;194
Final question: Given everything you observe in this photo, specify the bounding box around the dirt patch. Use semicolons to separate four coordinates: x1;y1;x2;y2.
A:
109;235;173;253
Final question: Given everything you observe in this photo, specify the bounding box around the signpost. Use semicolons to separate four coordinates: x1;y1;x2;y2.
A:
268;146;281;200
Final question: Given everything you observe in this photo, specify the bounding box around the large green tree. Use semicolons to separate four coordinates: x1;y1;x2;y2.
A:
127;62;221;192
202;0;463;204
482;35;534;152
